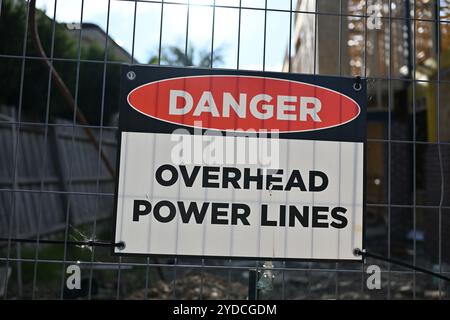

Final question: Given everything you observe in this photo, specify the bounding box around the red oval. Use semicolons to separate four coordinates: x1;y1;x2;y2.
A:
127;75;360;133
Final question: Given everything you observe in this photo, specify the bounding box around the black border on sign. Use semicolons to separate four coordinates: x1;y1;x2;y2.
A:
111;65;366;263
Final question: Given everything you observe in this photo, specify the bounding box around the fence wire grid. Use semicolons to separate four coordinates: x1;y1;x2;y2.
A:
0;0;449;300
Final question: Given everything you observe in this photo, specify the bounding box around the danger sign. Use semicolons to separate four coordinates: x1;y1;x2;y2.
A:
114;66;366;261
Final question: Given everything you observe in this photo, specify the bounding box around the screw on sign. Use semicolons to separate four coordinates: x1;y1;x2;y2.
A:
114;66;366;261
127;71;136;81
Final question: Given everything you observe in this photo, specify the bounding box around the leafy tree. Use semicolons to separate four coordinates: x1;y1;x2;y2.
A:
0;0;122;125
0;1;225;125
149;44;224;67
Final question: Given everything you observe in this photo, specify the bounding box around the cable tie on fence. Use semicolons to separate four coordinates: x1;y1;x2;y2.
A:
0;237;125;249
353;248;450;283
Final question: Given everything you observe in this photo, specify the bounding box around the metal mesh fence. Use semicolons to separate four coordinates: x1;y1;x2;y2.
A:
0;0;449;299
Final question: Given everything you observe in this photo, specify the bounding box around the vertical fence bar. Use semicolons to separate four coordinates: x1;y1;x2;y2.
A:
412;0;417;300
237;0;241;69
210;0;216;68
97;0;115;299
158;0;164;65
32;0;59;299
436;0;444;300
262;0;267;71
185;0;190;60
362;0;369;298
387;0;393;300
3;0;31;299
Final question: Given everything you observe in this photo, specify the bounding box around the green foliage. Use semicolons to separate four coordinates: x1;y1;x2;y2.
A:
0;0;122;125
149;44;224;68
0;0;224;125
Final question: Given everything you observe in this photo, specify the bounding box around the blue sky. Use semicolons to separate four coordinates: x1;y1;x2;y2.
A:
36;0;296;71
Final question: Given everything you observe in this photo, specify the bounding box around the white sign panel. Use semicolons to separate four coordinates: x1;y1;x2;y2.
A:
115;132;364;260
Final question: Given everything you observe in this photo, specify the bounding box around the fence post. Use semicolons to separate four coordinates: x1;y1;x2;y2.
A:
248;268;258;300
